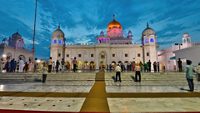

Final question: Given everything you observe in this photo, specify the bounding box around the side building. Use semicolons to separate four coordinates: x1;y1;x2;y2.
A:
0;32;33;62
157;33;193;71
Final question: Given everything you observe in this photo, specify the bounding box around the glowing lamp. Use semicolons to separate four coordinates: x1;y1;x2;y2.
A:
36;59;41;63
2;54;7;58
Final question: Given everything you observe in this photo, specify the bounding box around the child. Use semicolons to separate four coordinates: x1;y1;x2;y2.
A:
42;62;48;83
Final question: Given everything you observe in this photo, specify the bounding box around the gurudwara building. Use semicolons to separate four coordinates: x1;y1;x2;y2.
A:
50;16;158;70
0;32;33;61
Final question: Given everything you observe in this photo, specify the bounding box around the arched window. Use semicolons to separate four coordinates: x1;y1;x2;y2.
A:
58;40;62;45
145;38;149;44
187;38;190;43
150;38;154;43
53;39;57;44
183;39;186;43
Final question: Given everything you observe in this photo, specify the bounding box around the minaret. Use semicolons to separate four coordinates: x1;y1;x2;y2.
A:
142;22;157;65
182;33;192;49
50;25;65;62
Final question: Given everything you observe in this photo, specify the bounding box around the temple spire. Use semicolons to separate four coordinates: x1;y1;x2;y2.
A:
58;23;60;29
147;22;149;28
113;14;116;20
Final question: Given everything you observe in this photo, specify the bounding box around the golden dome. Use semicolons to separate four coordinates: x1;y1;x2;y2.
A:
107;15;122;30
52;25;64;39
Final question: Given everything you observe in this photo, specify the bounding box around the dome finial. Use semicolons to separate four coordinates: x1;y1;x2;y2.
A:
58;23;60;29
147;22;149;28
113;14;116;20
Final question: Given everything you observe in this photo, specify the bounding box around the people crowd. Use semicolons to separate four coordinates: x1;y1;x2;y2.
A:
0;56;162;73
0;57;35;73
1;56;200;92
107;60;160;73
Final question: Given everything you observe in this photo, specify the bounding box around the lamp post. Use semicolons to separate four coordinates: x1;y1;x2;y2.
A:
32;0;38;61
2;54;7;59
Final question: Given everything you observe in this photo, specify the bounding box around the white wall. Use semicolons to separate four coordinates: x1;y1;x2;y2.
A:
174;45;200;66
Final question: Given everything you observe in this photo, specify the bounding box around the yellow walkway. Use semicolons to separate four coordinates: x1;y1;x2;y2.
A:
80;70;110;112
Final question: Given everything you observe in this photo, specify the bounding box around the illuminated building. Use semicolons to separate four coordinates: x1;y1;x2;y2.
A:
50;16;157;70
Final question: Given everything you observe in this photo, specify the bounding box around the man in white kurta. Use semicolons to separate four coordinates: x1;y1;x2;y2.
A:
19;59;25;72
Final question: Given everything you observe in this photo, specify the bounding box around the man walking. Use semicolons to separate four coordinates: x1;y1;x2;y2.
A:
73;57;77;72
115;64;122;82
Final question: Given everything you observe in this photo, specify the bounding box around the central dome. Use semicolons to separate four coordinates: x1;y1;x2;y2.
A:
107;19;122;30
107;15;122;31
107;15;123;38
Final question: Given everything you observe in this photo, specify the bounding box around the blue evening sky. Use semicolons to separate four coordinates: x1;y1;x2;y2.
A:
0;0;200;58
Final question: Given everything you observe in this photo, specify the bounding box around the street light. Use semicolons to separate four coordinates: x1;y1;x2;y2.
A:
2;54;7;58
32;0;38;61
36;59;41;63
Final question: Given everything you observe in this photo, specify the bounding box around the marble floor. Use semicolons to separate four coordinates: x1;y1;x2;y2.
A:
108;98;200;112
0;72;200;112
0;96;85;112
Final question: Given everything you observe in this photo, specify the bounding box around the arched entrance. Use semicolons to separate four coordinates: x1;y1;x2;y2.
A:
98;51;107;69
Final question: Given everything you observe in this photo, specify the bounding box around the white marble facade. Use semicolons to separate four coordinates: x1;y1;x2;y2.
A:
50;17;157;69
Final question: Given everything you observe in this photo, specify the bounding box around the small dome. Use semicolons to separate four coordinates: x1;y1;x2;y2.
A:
100;31;104;36
142;23;155;36
52;25;64;38
12;32;22;40
128;30;132;35
9;32;24;48
183;33;190;38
